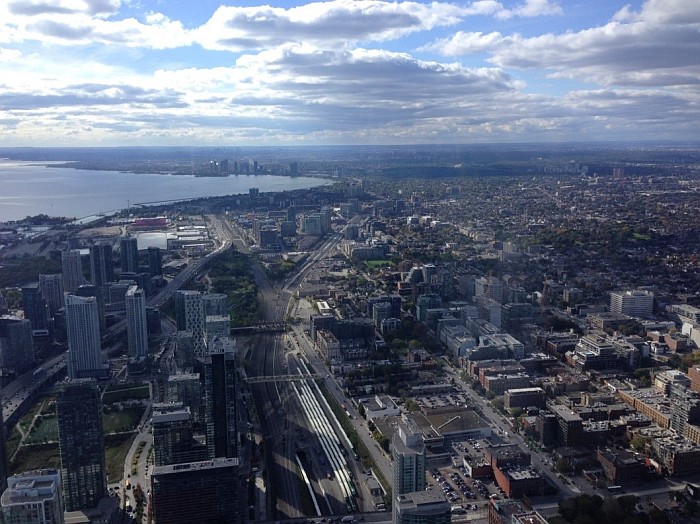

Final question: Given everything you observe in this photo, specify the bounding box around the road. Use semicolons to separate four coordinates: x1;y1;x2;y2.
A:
440;364;577;498
1;353;66;426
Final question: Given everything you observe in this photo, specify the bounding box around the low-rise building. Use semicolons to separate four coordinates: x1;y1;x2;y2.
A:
504;388;546;410
596;449;647;484
650;436;700;476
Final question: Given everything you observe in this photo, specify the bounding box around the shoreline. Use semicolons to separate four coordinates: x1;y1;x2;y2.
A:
0;161;334;223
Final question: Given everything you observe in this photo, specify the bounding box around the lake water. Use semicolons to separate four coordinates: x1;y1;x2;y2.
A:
0;160;330;222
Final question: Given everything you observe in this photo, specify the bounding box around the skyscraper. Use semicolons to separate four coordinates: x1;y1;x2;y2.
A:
147;246;163;276
75;285;106;333
175;290;205;358
62;249;84;293
89;244;114;287
151;458;238;524
167;373;202;425
57;379;106;512
38;274;64;317
21;284;49;337
0;469;63;524
0;316;34;375
119;236;139;274
64;294;103;379
152;404;205;466
392;419;426;496
125;286;148;359
204;338;238;458
202;293;228;317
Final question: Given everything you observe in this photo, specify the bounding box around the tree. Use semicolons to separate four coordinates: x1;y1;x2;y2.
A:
357;403;366;419
630;435;650;453
377;434;390;452
556;457;572;473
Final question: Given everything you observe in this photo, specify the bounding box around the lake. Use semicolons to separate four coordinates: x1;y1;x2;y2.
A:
0;160;330;222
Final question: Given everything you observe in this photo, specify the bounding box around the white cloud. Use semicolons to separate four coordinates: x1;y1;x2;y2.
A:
193;1;466;52
0;0;696;145
6;0;121;17
0;48;22;62
495;0;562;20
426;0;700;87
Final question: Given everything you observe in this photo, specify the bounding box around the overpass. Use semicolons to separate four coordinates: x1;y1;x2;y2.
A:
231;322;287;335
245;373;323;383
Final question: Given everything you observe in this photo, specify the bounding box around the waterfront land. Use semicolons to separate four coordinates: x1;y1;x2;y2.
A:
0;144;698;523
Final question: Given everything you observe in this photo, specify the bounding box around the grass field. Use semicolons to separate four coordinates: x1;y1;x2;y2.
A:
9;387;148;482
103;405;146;434
16;402;42;435
105;432;137;484
11;443;60;474
25;414;58;444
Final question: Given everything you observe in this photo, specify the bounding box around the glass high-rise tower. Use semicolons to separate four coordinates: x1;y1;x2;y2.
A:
57;379;106;512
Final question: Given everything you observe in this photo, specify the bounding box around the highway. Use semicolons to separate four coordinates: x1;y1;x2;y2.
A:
1;353;66;426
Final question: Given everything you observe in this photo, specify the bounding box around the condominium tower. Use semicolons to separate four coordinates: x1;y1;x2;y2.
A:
57;379;106;512
125;286;148;359
65;294;103;379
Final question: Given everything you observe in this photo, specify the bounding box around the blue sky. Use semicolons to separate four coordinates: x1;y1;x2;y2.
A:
0;0;697;146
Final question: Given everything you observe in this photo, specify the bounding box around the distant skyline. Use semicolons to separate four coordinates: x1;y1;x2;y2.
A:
0;0;698;146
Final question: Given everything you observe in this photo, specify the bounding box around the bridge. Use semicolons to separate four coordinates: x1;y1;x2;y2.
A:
231;322;287;335
245;374;323;383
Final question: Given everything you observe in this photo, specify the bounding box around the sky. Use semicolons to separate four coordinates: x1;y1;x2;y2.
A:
0;0;698;146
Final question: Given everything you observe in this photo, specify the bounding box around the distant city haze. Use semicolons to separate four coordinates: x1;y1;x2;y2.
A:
0;161;329;221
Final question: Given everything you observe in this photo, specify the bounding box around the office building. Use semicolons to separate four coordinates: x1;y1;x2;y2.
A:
75;285;106;333
151;458;238;524
392;419;426;497
22;284;49;336
175;291;205;358
147;246;163;276
204;339;238;458
610;290;654;319
167;373;202;424
394;491;450;524
0;469;63;524
57;379;106;512
549;404;585;447
119;236;139;274
125;286;148;359
62;249;84;293
38;274;64;317
152;405;206;467
89;244;114;287
175;290;203;331
372;302;393;328
488;500;548;524
301;214;323;236
202;293;228;317
0;316;34;375
64;295;103;379
320;206;332;234
205;315;231;339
